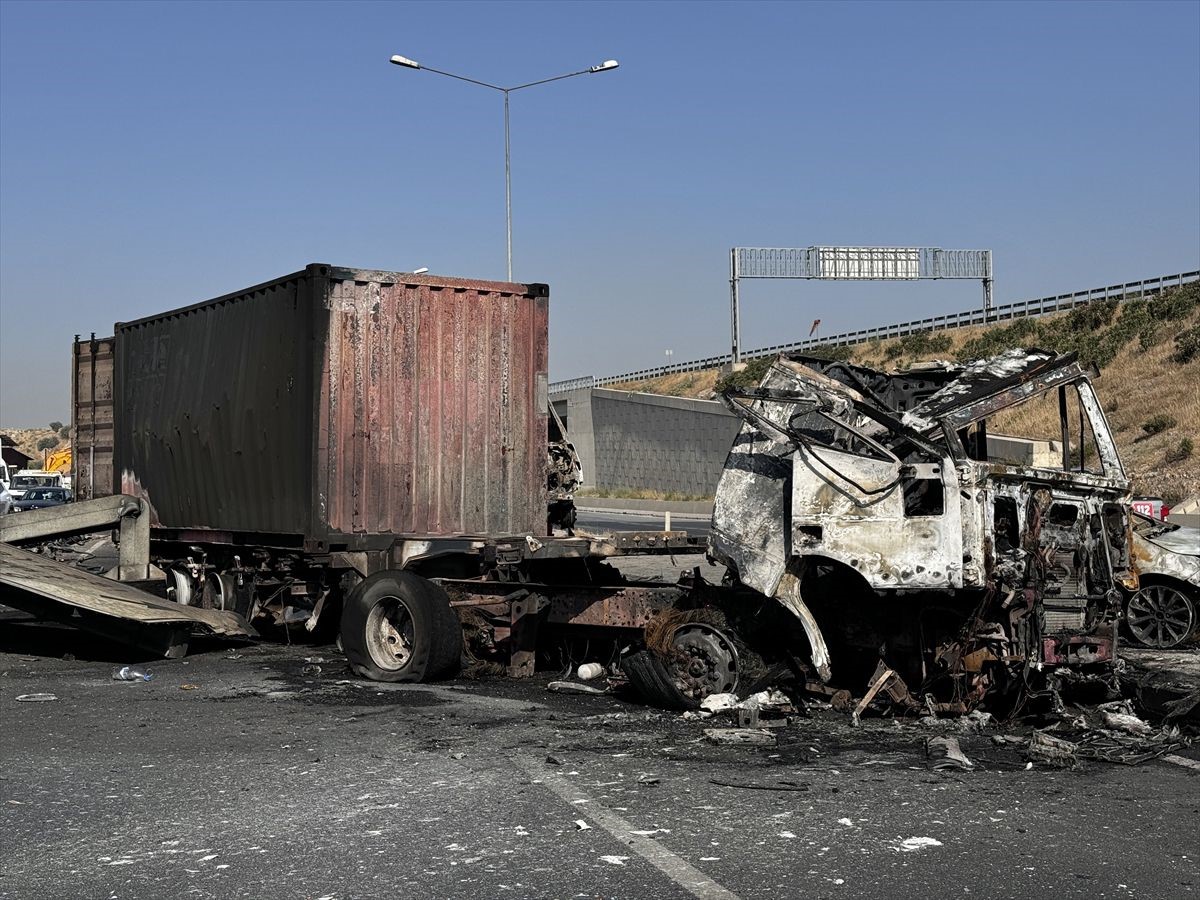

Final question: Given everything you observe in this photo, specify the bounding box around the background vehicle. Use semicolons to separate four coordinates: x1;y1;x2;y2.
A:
10;487;72;511
1124;511;1200;648
7;470;65;500
0;483;11;515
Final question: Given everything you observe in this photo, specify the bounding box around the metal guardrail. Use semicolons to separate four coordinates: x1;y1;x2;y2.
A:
549;270;1198;394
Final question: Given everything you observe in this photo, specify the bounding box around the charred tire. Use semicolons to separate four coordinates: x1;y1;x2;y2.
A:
340;571;462;683
621;650;697;710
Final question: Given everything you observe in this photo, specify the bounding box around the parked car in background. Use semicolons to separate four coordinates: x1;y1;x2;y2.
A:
9;487;72;512
1125;511;1200;648
7;470;65;501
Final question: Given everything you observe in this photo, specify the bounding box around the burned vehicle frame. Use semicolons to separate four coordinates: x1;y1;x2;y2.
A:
695;348;1135;713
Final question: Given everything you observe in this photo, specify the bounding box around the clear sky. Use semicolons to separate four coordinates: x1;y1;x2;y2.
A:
1;0;1197;425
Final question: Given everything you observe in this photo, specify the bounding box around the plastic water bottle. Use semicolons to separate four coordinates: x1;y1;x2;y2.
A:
112;666;154;682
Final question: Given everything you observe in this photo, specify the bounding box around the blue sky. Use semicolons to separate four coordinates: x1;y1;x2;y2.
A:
1;0;1197;425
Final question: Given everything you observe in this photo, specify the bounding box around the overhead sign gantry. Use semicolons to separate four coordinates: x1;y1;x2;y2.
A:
729;246;993;363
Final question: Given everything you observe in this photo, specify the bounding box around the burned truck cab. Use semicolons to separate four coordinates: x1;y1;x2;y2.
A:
710;349;1133;705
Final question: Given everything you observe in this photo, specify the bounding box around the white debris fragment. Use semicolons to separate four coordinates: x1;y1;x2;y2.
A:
700;693;739;713
1102;711;1153;736
897;837;943;852
576;663;605;681
574;820;592;831
600;855;629;866
837;818;855;827
778;831;797;839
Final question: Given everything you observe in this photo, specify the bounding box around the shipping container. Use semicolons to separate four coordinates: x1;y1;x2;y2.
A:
71;335;116;502
90;264;549;544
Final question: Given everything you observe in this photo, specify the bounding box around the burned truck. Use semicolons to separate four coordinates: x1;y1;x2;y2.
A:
692;349;1136;711
63;266;1135;711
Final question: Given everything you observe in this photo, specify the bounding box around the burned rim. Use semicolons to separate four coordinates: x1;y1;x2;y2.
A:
668;623;740;700
1126;584;1197;649
364;596;417;670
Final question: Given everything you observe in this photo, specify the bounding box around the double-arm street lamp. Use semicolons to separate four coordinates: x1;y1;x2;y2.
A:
389;54;619;281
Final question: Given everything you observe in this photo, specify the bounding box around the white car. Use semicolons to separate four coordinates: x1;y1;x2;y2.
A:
1125;512;1200;648
0;483;11;516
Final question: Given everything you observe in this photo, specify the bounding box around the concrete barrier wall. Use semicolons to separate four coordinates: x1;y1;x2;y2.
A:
555;388;740;496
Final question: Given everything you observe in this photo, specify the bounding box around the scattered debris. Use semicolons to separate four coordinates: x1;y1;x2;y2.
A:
547;681;609;695
599;856;629;866
699;692;739;714
15;693;57;702
636;774;661;785
574;819;592;831
1024;731;1079;769
709;778;808;792
301;664;323;677
576;663;605;681
927;736;974;770
703;728;777;747
111;666;153;682
897;837;943;853
958;710;994;732
545;754;564;766
180;684;199;691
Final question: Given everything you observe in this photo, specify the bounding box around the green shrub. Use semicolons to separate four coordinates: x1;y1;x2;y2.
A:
958;317;1038;361
1166;437;1194;464
1141;414;1177;436
715;354;775;393
1173;325;1200;364
1149;282;1199;321
36;436;59;451
806;342;855;362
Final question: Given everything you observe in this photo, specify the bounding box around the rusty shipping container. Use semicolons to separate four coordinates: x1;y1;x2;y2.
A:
71;335;116;503
82;264;550;545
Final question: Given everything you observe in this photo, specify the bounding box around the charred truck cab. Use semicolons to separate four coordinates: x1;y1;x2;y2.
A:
709;349;1134;710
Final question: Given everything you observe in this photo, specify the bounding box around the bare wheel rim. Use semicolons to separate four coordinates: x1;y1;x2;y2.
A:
1127;585;1196;648
667;623;740;701
365;596;416;670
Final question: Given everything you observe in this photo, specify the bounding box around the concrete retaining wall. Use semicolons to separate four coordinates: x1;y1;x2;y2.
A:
553;388;740;497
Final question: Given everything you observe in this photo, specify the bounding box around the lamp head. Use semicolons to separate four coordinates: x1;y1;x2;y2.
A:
589;60;619;73
390;55;421;69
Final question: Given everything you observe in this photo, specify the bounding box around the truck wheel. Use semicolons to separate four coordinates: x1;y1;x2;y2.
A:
340;571;462;683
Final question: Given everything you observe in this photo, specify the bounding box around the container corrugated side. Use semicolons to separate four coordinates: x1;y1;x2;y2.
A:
71;336;116;501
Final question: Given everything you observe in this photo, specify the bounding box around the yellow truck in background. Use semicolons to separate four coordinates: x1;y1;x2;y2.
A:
43;448;72;474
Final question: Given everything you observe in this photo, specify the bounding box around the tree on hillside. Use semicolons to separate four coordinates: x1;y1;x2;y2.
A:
48;421;64;432
37;436;60;451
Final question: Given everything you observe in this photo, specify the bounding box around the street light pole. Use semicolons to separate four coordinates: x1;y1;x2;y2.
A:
390;55;619;281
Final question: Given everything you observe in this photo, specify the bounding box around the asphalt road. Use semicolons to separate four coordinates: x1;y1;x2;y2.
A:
2;624;1198;900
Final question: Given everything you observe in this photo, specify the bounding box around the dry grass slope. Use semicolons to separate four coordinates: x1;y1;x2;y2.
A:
616;285;1200;504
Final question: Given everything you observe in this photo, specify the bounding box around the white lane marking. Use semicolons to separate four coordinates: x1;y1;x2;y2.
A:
512;755;741;900
1163;754;1200;771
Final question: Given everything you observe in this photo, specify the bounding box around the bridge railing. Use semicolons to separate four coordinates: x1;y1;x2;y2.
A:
550;270;1198;394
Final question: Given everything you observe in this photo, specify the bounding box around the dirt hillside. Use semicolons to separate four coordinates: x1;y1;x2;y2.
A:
0;427;68;471
613;284;1200;504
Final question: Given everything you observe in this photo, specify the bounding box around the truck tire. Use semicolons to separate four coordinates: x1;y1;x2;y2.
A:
340;570;462;683
622;650;697;710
